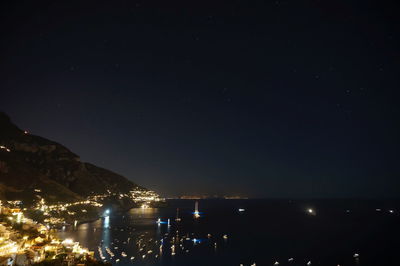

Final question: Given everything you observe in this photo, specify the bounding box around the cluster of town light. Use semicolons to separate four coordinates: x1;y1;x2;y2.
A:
130;189;162;202
0;201;93;264
35;198;103;213
31;188;162;225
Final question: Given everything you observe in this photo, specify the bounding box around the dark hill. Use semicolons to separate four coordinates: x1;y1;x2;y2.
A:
0;112;142;204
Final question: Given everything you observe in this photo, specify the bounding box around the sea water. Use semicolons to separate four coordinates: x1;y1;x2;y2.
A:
58;199;400;266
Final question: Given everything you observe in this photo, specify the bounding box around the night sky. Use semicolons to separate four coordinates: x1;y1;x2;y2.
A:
1;0;399;198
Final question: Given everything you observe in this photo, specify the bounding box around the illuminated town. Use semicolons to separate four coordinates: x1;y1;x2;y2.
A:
0;188;163;265
30;188;163;226
0;200;94;265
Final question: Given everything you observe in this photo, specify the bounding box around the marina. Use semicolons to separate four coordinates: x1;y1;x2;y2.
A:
57;199;400;266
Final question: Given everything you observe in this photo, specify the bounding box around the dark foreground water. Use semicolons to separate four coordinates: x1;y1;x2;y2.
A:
58;199;400;266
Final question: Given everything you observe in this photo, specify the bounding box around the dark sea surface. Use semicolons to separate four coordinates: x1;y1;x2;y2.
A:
58;199;400;266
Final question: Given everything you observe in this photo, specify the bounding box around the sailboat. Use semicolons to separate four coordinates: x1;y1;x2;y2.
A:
175;208;181;222
194;201;200;218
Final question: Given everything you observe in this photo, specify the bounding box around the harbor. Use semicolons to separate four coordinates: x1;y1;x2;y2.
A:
57;199;400;266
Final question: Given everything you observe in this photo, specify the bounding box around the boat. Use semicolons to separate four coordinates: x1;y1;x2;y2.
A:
105;247;115;257
194;201;200;218
175;208;182;222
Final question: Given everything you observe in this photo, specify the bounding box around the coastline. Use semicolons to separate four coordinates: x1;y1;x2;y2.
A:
70;200;168;227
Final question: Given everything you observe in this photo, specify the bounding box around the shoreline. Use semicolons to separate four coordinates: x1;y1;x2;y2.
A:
70;202;166;227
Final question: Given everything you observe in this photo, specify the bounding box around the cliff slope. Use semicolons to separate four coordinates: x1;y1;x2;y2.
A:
0;112;142;205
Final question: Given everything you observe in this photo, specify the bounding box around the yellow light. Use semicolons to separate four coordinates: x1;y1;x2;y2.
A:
62;238;74;245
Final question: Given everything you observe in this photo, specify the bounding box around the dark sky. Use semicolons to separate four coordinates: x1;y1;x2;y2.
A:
1;0;399;198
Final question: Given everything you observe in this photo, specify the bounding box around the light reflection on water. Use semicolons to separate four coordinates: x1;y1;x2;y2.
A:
57;199;400;266
102;216;110;248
